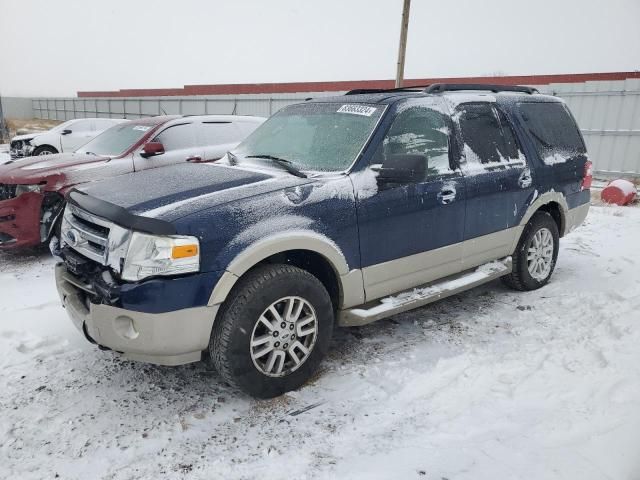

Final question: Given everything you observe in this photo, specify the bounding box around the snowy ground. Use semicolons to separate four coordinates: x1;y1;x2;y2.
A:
1;204;639;480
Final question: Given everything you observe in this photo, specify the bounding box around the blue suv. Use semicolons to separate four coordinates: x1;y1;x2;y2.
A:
54;84;591;398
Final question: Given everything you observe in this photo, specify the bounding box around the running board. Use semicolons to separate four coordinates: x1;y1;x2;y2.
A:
338;257;512;327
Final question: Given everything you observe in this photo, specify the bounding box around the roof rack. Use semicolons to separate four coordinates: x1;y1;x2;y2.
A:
344;85;431;95
424;83;538;95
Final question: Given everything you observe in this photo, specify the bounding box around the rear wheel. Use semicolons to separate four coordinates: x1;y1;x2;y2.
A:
210;264;334;398
32;145;58;156
502;211;559;291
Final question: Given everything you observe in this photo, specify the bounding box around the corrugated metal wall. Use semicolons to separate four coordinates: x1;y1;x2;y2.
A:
16;78;640;175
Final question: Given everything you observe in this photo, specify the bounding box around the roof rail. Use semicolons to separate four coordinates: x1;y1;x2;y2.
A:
424;83;538;95
344;84;432;95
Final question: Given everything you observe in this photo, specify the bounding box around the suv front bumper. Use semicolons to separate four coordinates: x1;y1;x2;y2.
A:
55;263;218;366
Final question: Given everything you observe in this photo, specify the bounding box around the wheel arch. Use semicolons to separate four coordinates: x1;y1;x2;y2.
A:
208;231;364;310
520;192;568;237
33;144;59;154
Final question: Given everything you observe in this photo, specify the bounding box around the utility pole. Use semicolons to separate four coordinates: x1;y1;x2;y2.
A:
395;0;412;88
0;94;8;144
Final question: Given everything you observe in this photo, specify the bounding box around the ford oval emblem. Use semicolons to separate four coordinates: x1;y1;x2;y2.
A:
66;229;80;247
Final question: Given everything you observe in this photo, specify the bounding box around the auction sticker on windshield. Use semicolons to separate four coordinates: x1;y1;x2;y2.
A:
337;105;378;116
133;126;152;131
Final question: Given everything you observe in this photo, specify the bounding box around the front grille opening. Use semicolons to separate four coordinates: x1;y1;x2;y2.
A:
0;184;17;201
71;213;110;237
87;240;106;253
0;232;16;243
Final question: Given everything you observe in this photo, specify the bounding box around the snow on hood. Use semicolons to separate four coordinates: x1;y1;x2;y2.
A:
11;132;45;142
76;163;314;222
0;152;116;185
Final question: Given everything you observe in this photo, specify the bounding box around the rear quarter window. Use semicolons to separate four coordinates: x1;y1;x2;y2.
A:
517;102;585;165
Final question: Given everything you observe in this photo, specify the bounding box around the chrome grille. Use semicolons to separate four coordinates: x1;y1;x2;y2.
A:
60;203;132;274
61;205;112;265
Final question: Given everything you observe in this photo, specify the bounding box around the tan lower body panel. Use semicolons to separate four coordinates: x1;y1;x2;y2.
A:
362;227;519;302
55;264;217;366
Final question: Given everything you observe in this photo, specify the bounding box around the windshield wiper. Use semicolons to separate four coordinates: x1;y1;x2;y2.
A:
246;154;307;178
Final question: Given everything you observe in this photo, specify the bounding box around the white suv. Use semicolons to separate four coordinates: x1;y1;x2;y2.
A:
10;118;126;159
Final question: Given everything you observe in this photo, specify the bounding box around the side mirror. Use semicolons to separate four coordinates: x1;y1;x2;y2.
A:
140;142;165;158
61;129;72;135
378;153;427;184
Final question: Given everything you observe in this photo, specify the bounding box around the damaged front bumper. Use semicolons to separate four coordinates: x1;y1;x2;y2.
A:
0;191;64;248
9;140;34;159
54;263;221;366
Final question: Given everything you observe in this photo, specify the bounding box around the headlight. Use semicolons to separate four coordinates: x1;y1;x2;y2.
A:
121;232;200;281
15;184;44;197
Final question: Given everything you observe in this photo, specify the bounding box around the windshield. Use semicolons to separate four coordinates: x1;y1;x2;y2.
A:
76;122;154;156
232;102;384;172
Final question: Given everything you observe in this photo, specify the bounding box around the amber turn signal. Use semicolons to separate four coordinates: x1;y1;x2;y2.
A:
171;244;199;259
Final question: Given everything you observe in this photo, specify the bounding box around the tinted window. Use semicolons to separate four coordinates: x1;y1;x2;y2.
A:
374;106;451;177
458;103;519;164
199;122;242;145
518;102;585;164
154;123;197;151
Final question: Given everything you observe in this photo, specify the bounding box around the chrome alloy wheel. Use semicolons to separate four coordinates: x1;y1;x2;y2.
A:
527;227;554;281
38;150;52;155
250;296;318;377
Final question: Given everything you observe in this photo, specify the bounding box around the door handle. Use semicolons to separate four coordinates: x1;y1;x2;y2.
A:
186;156;203;163
518;168;533;188
437;186;457;204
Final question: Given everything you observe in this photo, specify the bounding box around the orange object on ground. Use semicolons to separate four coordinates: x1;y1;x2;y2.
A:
601;179;637;206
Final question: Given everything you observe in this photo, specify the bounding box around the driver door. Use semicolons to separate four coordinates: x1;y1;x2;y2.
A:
353;101;466;302
133;122;203;170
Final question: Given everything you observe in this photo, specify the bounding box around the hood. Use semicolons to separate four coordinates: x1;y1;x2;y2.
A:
11;132;45;142
76;163;314;222
0;152;132;190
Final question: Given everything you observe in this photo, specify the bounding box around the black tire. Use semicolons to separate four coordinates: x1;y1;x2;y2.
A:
210;264;334;398
32;145;58;156
502;211;560;291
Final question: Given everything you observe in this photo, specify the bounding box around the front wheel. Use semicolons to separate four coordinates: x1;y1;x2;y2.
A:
210;264;334;398
502;211;559;291
32;145;58;156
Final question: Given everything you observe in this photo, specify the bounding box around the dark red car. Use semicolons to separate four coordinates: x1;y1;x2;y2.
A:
0;114;264;248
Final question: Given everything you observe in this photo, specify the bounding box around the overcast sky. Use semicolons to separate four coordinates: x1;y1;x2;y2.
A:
1;0;639;97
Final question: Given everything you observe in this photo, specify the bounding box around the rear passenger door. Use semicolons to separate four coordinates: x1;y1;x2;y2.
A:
134;122;203;170
198;121;244;162
454;102;531;266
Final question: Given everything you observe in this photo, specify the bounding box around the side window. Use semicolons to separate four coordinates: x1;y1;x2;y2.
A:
496;109;520;160
70;120;93;132
517;102;585;164
198;122;243;146
374;106;451;178
153;123;197;151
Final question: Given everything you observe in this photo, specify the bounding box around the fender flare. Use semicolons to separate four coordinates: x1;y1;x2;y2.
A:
519;191;569;235
207;230;364;308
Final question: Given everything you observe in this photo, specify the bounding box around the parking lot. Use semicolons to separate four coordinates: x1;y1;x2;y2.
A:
2;203;639;480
